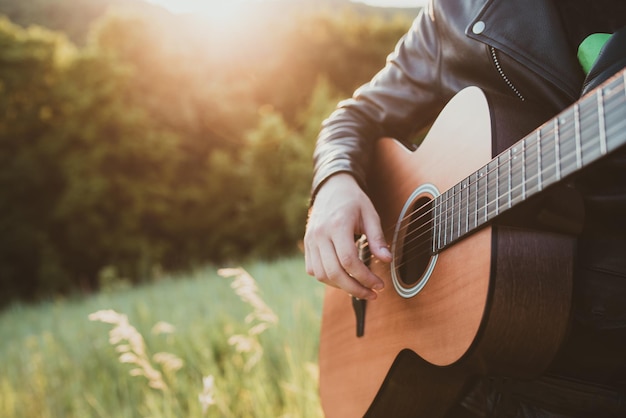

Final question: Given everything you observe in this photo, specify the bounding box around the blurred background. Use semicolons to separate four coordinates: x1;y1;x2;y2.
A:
0;0;422;306
0;1;422;416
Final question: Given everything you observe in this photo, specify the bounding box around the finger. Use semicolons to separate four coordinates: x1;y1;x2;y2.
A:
361;204;392;263
319;242;378;300
304;237;316;276
333;231;384;291
305;237;337;284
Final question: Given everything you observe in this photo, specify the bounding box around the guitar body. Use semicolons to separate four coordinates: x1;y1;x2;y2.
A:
319;87;575;417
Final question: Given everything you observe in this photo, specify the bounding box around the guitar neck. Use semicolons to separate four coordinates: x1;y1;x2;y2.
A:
432;69;626;252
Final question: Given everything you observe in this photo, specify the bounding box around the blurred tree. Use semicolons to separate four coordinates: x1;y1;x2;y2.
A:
50;49;182;290
0;5;415;304
0;0;163;44
237;78;342;258
0;17;182;303
0;18;76;302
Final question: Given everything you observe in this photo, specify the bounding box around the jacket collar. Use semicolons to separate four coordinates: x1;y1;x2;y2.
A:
466;0;583;100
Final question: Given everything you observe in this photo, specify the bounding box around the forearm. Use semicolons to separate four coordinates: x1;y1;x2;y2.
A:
310;7;443;200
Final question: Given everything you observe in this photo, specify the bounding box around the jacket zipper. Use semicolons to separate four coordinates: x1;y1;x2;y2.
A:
490;47;525;102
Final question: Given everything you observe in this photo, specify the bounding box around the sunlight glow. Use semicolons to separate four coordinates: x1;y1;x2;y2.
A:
142;0;425;40
145;0;249;22
145;0;426;17
352;0;427;6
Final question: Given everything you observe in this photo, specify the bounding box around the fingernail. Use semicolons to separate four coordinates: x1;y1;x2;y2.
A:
373;282;384;291
381;246;392;259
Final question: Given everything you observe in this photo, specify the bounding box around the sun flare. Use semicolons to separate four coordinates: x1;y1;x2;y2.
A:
146;0;248;22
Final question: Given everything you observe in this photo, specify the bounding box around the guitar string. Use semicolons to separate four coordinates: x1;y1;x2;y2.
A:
389;82;626;257
392;115;626;271
361;91;626;272
394;120;620;260
386;117;626;273
372;77;622;249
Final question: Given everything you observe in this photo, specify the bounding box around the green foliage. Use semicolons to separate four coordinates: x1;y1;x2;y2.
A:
0;0;156;44
0;18;75;301
238;78;343;258
283;10;412;98
0;5;415;303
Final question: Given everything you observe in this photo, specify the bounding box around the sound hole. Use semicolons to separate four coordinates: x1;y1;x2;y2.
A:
398;196;433;286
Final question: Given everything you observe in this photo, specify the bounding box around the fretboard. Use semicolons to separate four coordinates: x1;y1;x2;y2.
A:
432;69;626;252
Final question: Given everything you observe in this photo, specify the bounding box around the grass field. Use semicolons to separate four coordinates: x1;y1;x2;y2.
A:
0;256;324;418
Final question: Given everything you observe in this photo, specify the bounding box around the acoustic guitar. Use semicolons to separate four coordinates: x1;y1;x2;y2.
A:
318;68;626;417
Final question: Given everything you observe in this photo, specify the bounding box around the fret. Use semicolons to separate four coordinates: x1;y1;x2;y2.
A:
521;139;527;200
459;183;464;237
432;195;439;252
449;187;456;243
486;159;498;221
442;192;447;248
445;188;452;246
466;177;472;233
435;195;442;251
536;130;543;191
459;178;469;236
553;118;561;181
495;167;499;216
469;171;479;230
579;91;603;165
494;159;499;216
445;190;451;246
556;108;577;179
450;183;461;241
476;167;488;227
506;148;513;209
508;149;513;208
539;122;557;187
522;134;539;197
451;183;459;242
574;103;582;169
437;191;442;248
450;184;459;242
432;195;436;251
484;166;489;223
603;76;626;152
597;88;607;156
431;197;435;254
457;182;463;240
465;177;473;233
442;190;450;247
510;144;523;206
497;152;509;213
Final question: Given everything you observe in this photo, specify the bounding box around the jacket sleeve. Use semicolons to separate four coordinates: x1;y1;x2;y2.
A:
311;5;445;199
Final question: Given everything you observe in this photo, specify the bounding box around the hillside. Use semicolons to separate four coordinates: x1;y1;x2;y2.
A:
0;0;420;44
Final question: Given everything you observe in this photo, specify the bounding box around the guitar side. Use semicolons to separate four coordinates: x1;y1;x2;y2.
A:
318;87;574;417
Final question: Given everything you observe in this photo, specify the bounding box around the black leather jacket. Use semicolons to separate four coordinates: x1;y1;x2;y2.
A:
312;0;586;197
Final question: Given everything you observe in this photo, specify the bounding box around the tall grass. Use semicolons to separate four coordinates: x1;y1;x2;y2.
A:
0;257;324;418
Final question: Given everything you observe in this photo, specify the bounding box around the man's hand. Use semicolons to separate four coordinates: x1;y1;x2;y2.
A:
304;173;392;300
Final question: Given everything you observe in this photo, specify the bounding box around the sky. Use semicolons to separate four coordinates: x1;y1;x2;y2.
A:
144;0;427;15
